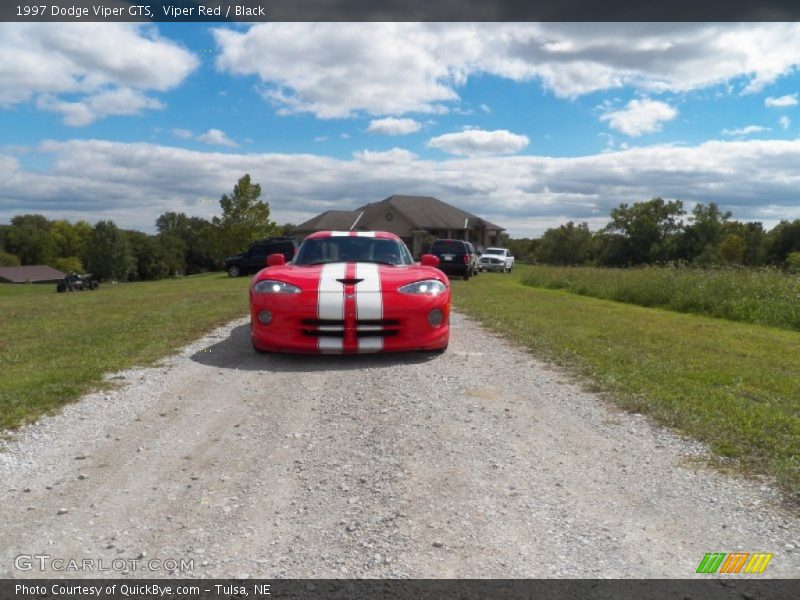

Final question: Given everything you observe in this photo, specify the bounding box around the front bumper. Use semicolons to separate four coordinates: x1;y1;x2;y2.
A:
250;291;450;354
479;260;506;271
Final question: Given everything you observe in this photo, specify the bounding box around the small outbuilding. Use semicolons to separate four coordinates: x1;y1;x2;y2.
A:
0;265;65;284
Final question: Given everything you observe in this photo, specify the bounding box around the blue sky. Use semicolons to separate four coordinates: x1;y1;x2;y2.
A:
1;22;799;237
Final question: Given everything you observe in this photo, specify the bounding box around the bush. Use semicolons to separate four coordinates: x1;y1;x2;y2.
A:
54;256;84;274
786;252;800;274
0;249;21;267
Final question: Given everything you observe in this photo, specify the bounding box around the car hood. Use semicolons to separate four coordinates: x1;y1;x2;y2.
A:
253;262;448;292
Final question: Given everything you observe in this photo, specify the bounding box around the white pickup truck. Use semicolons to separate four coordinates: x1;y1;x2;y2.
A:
478;247;515;272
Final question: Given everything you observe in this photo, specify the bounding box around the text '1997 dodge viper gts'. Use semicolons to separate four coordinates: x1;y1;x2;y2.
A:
249;231;451;354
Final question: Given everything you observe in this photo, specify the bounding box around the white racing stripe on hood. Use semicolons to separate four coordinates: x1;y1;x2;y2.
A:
328;231;376;237
318;263;345;353
356;262;383;352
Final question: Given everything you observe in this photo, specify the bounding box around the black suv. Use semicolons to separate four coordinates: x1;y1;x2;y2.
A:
428;239;479;280
224;237;298;277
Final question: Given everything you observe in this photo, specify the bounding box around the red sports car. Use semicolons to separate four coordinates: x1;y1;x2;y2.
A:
249;231;450;354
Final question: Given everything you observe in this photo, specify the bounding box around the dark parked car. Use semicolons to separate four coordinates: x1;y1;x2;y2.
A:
428;239;479;280
225;237;298;277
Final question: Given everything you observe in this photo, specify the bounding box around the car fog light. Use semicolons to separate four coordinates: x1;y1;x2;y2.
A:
428;308;444;327
257;310;272;324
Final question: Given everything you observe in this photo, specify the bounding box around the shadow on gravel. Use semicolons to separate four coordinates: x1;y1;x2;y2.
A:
190;324;442;372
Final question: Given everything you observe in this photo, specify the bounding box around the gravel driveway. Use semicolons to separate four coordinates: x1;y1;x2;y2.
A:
1;311;798;578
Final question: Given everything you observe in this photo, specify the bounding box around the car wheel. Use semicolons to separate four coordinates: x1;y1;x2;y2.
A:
463;270;471;280
56;282;66;293
228;265;241;277
252;343;270;354
90;280;99;290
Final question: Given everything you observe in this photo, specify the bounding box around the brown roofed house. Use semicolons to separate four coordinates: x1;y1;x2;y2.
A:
294;195;505;257
0;265;66;284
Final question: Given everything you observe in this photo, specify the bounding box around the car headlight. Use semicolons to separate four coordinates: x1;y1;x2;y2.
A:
398;279;447;295
253;280;301;294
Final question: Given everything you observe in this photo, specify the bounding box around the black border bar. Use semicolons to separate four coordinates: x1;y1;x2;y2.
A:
4;0;800;22
3;579;800;600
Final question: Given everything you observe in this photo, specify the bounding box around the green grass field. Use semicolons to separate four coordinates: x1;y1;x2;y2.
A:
453;267;800;499
4;267;799;499
521;264;800;331
0;274;250;430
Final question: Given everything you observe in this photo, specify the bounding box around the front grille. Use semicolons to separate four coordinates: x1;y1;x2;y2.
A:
301;318;400;337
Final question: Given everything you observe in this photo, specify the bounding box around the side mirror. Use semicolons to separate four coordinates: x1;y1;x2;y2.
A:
420;254;440;267
267;253;286;267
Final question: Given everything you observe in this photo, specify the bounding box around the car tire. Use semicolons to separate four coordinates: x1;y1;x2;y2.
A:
252;343;270;354
228;265;241;277
463;270;471;280
56;282;66;293
90;280;99;290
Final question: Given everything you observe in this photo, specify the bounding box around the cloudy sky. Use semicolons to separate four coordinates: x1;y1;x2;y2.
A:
1;22;800;237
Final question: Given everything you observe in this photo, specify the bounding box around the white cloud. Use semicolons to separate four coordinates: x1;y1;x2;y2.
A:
600;99;678;137
37;88;164;126
196;128;238;148
213;23;459;118
366;118;422;136
171;128;238;147
721;125;771;136
765;94;798;108
427;129;529;157
172;128;194;139
212;23;800;118
0;23;197;121
4;137;800;238
779;116;791;130
352;148;418;163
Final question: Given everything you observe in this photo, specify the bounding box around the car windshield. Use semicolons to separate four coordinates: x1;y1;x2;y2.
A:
484;248;504;255
294;236;414;266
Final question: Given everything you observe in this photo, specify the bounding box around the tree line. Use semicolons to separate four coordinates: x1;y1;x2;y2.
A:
0;175;293;281
506;198;800;271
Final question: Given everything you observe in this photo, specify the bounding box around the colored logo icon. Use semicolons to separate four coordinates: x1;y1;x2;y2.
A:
696;552;773;574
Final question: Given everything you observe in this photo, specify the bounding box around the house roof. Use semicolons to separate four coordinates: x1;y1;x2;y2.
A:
361;195;505;232
294;195;505;234
0;265;65;283
294;209;361;232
